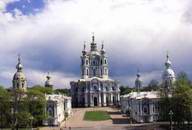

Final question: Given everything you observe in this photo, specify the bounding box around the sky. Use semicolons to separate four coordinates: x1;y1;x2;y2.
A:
0;0;192;88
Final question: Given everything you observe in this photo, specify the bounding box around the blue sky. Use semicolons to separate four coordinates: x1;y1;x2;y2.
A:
0;0;192;88
6;0;45;15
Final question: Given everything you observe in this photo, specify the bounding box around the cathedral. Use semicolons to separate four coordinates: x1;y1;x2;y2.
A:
70;35;120;107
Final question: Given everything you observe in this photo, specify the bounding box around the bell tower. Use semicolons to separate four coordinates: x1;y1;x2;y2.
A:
162;53;176;97
12;55;27;92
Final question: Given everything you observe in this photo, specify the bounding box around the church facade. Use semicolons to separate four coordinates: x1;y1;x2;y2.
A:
70;35;120;107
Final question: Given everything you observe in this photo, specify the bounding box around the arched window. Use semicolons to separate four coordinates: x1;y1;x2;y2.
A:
93;69;96;76
101;59;103;65
48;108;54;117
94;86;97;91
93;60;96;65
17;83;19;88
105;59;107;64
86;60;89;65
22;83;24;88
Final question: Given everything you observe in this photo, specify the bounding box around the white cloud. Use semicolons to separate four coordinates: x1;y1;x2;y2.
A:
0;66;78;88
0;0;192;87
114;70;162;87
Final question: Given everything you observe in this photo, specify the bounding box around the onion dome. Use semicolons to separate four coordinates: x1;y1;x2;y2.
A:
13;55;26;80
135;69;142;91
162;53;176;80
45;72;53;88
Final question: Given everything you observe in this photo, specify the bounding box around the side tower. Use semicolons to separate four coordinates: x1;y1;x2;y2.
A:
162;53;176;97
100;43;109;79
135;70;142;92
12;55;27;92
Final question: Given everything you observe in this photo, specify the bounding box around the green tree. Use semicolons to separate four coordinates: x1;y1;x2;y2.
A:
54;88;71;96
29;85;53;94
25;88;47;126
119;86;133;95
0;86;11;128
141;79;160;91
160;72;192;128
16;112;32;128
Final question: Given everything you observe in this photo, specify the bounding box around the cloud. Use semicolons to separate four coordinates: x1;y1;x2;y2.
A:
0;0;192;88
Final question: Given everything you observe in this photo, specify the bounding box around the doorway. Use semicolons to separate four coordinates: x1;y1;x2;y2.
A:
94;97;98;106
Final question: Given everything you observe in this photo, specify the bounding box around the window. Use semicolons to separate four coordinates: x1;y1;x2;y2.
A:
101;69;103;75
101;60;103;65
93;60;96;65
93;69;96;76
17;83;19;87
86;60;89;65
105;59;107;64
22;83;24;88
48;108;54;117
87;69;89;75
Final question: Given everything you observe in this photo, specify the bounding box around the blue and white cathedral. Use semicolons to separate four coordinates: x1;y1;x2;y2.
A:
70;35;120;107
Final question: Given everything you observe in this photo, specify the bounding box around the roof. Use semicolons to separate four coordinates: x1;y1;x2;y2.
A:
45;94;71;102
121;91;160;100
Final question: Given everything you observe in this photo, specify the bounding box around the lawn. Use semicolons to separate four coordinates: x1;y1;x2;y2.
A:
83;111;111;121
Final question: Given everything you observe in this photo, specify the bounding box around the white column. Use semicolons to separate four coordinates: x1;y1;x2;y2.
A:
90;93;94;107
85;93;88;107
117;93;120;105
110;93;113;105
98;93;101;106
103;93;106;106
54;102;58;126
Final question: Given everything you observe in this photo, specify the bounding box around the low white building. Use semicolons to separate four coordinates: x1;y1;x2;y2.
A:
43;94;72;126
121;91;160;123
121;54;176;123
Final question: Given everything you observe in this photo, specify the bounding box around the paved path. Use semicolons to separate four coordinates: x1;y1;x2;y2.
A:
61;107;129;128
41;107;167;130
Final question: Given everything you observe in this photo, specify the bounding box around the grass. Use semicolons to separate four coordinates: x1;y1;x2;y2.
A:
83;111;111;121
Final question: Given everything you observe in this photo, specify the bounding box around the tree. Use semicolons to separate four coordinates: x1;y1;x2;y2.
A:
0;86;11;128
29;85;53;94
25;88;47;126
119;86;133;95
160;72;192;129
141;79;159;91
16;112;32;128
54;88;71;96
